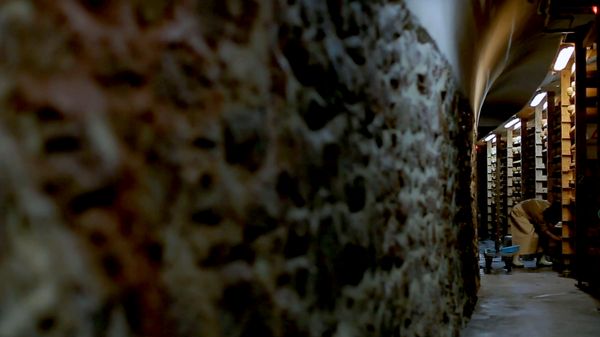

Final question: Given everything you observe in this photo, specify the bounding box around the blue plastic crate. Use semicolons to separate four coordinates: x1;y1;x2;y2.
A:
499;245;520;256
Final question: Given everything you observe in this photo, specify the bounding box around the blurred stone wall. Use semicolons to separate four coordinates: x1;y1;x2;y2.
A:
0;1;478;337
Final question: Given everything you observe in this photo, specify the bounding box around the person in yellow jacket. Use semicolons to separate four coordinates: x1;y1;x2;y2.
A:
510;199;561;267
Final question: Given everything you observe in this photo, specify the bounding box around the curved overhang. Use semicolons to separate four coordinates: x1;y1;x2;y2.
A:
405;0;595;137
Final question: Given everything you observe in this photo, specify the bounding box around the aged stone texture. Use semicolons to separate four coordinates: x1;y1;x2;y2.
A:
0;1;477;337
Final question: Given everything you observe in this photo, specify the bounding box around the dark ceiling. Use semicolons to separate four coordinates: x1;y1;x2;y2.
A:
407;0;597;138
478;0;597;136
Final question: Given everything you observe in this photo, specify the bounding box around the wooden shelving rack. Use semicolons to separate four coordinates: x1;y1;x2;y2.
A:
521;116;535;200
573;31;600;285
506;126;522;210
520;105;548;201
497;135;508;236
561;55;576;267
486;138;498;239
535;102;549;200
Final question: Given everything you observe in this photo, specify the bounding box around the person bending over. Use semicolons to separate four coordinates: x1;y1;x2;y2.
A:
509;199;561;267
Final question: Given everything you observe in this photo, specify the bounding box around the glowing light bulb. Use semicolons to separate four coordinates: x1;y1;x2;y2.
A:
530;92;546;107
553;46;575;71
505;119;519;128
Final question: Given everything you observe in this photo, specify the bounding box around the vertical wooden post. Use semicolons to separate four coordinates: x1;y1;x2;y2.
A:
574;27;587;286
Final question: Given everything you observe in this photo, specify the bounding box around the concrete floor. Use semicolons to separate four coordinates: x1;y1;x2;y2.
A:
461;242;600;337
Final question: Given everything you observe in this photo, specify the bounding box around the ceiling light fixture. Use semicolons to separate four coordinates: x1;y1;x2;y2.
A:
543;101;548;110
553;46;575;71
530;92;546;107
513;122;522;130
484;134;496;142
504;118;519;128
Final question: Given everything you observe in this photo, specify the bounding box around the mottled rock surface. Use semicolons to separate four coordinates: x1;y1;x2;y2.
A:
0;1;478;337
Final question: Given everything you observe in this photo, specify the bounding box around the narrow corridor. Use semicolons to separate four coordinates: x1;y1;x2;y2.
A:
461;241;600;337
2;1;600;336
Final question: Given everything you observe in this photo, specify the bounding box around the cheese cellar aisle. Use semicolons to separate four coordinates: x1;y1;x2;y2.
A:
477;19;600;292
